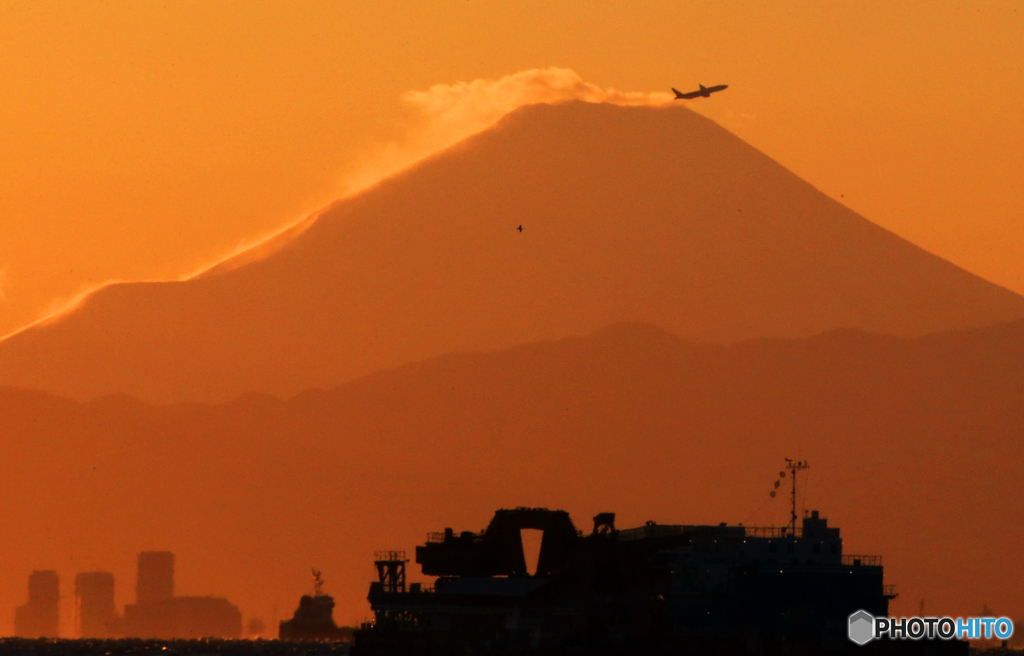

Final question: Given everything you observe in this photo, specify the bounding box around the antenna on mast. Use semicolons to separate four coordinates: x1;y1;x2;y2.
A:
311;568;325;597
784;458;809;533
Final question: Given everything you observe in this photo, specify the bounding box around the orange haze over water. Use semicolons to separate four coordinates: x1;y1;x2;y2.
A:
2;322;1024;635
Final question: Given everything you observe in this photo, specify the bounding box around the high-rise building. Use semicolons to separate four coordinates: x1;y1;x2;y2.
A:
75;571;118;638
14;570;59;638
123;551;241;639
135;551;174;605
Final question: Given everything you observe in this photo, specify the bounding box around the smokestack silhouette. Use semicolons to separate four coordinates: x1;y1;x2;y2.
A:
136;551;174;605
75;571;117;638
15;570;59;638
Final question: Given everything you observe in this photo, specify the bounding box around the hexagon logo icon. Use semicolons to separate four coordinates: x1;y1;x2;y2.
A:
849;610;875;645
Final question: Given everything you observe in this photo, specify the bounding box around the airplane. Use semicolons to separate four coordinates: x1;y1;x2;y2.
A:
672;84;728;99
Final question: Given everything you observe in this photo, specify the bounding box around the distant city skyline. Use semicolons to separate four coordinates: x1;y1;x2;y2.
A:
11;553;240;639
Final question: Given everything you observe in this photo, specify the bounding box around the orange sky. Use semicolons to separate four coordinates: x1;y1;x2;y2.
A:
1;0;1023;338
2;2;1024;639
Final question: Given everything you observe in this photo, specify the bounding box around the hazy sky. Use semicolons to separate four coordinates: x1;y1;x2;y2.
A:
2;0;1022;338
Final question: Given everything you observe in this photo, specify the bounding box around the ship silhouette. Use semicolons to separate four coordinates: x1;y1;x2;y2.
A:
352;506;967;655
279;569;351;641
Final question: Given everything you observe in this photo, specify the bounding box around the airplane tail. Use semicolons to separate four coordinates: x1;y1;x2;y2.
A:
671;88;685;99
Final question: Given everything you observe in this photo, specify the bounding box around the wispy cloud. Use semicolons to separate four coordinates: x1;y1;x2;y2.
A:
2;69;671;341
0;278;119;342
197;69;672;276
342;68;673;194
404;67;671;128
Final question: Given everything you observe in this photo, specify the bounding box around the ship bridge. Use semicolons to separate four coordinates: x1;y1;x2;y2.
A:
417;507;579;577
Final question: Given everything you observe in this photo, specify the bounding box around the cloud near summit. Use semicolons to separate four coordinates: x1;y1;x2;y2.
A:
195;69;671;279
341;68;673;194
403;67;672;130
2;70;670;340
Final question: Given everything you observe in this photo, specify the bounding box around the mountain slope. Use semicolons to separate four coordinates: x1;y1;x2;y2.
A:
1;321;1023;634
1;101;1022;402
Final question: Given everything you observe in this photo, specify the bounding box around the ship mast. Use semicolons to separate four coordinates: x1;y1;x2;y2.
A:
784;458;809;533
312;568;325;597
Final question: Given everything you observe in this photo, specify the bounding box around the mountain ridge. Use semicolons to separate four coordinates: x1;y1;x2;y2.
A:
2;319;1022;633
2;100;1022;403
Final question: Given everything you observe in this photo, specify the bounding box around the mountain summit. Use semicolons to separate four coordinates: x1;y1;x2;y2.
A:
2;101;1022;403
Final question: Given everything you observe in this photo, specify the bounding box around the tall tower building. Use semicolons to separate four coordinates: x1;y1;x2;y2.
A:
136;551;174;605
122;551;241;639
75;571;117;638
14;570;60;638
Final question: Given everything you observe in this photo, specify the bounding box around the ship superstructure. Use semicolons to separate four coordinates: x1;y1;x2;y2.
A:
353;506;907;654
279;569;350;641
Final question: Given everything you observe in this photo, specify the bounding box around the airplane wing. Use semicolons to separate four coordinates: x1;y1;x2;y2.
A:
672;88;702;100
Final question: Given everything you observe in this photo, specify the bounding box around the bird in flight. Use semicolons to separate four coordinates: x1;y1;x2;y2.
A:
673;84;728;99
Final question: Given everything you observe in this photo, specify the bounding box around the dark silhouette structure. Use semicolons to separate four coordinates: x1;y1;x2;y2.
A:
784;458;810;531
279;569;350;641
354;507;966;655
14;570;60;638
122;551;241;639
418;508;579;578
135;551;174;606
75;571;118;638
672;83;728;99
